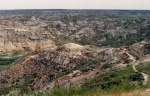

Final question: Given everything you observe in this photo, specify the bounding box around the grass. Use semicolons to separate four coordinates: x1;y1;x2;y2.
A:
5;86;148;96
4;65;149;96
0;64;9;71
83;65;144;90
0;59;149;96
136;62;150;75
0;52;24;71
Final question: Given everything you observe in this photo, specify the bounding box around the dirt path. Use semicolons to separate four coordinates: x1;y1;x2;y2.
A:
126;52;149;85
131;63;149;85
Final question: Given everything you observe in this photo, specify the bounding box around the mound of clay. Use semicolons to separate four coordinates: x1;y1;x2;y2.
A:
62;43;83;50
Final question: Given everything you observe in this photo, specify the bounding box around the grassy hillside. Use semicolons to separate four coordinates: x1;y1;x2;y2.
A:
0;52;23;71
6;87;148;96
4;65;150;96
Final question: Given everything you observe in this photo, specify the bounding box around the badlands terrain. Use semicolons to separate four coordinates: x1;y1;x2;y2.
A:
0;10;150;96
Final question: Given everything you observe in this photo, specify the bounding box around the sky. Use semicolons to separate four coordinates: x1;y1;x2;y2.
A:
0;0;149;10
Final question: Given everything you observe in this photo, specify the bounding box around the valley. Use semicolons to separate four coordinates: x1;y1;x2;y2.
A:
0;10;150;96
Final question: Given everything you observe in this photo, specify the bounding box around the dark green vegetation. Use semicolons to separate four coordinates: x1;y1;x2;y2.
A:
83;65;145;90
3;65;149;96
35;65;149;96
137;62;150;75
0;52;23;71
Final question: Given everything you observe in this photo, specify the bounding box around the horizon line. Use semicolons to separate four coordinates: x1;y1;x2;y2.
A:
0;8;149;11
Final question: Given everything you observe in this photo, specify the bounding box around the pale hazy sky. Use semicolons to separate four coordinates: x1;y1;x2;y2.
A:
0;0;149;10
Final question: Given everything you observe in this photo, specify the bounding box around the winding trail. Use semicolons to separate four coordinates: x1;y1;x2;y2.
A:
132;64;149;85
127;53;149;85
127;52;149;85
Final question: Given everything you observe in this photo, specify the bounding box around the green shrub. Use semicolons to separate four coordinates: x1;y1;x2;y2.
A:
136;62;150;75
83;65;145;91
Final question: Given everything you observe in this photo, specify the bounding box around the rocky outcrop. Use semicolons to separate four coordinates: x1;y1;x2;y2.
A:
0;43;141;91
0;27;55;53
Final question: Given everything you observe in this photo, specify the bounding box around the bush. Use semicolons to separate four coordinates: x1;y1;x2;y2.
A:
83;65;145;90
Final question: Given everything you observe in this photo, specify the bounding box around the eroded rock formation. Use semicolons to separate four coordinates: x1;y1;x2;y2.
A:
0;42;148;91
